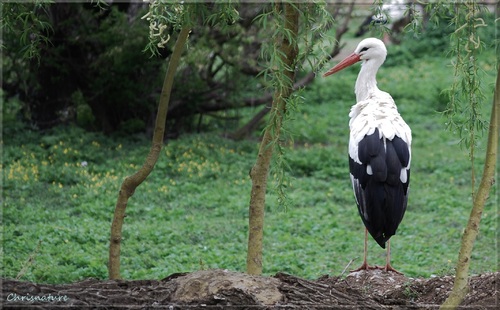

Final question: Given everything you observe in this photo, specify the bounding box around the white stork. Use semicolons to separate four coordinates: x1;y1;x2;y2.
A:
323;38;411;273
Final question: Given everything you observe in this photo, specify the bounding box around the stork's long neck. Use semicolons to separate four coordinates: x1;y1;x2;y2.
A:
355;58;384;102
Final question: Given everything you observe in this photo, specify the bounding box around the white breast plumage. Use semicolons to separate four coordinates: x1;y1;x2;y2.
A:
348;95;412;167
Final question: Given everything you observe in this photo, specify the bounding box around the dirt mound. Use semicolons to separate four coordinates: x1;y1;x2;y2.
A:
2;269;498;309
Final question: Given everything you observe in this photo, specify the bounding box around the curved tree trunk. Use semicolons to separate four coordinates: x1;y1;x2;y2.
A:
246;2;299;275
108;27;191;280
440;67;499;309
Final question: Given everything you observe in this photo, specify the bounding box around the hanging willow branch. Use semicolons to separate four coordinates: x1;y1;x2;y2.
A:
445;2;488;194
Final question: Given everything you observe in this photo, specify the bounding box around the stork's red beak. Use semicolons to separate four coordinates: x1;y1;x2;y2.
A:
323;53;361;77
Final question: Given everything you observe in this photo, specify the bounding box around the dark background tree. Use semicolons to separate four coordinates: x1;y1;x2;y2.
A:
2;2;350;137
3;2;165;134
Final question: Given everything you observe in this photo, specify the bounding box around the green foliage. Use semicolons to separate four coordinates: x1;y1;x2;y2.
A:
72;90;96;130
83;6;165;133
143;1;240;56
2;3;165;133
384;18;455;67
1;1;54;62
3;51;497;283
2;3;167;132
2;2;338;136
446;4;491;152
368;5;495;70
1;91;26;132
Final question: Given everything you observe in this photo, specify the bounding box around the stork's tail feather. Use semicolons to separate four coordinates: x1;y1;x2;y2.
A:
374;235;388;249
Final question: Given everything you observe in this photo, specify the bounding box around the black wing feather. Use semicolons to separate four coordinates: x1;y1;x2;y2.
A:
349;128;410;248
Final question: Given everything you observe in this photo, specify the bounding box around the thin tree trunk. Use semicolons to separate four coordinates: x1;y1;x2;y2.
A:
108;27;191;280
440;67;499;309
246;2;299;275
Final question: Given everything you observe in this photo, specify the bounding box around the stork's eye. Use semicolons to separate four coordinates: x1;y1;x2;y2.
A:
360;47;369;52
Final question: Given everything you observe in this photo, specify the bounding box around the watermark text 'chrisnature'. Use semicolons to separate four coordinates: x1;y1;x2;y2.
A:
6;292;69;303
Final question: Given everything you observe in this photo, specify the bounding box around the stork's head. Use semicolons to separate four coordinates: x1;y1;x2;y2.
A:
323;38;387;77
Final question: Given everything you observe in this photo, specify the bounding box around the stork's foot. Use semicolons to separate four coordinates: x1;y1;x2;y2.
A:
350;261;378;273
379;263;404;275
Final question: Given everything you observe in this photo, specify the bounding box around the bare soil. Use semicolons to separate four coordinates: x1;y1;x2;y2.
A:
2;269;498;309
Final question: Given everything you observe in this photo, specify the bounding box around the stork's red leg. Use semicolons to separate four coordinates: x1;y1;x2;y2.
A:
350;228;377;272
382;240;403;275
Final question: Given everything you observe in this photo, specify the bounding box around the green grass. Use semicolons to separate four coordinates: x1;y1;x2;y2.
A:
3;52;497;284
